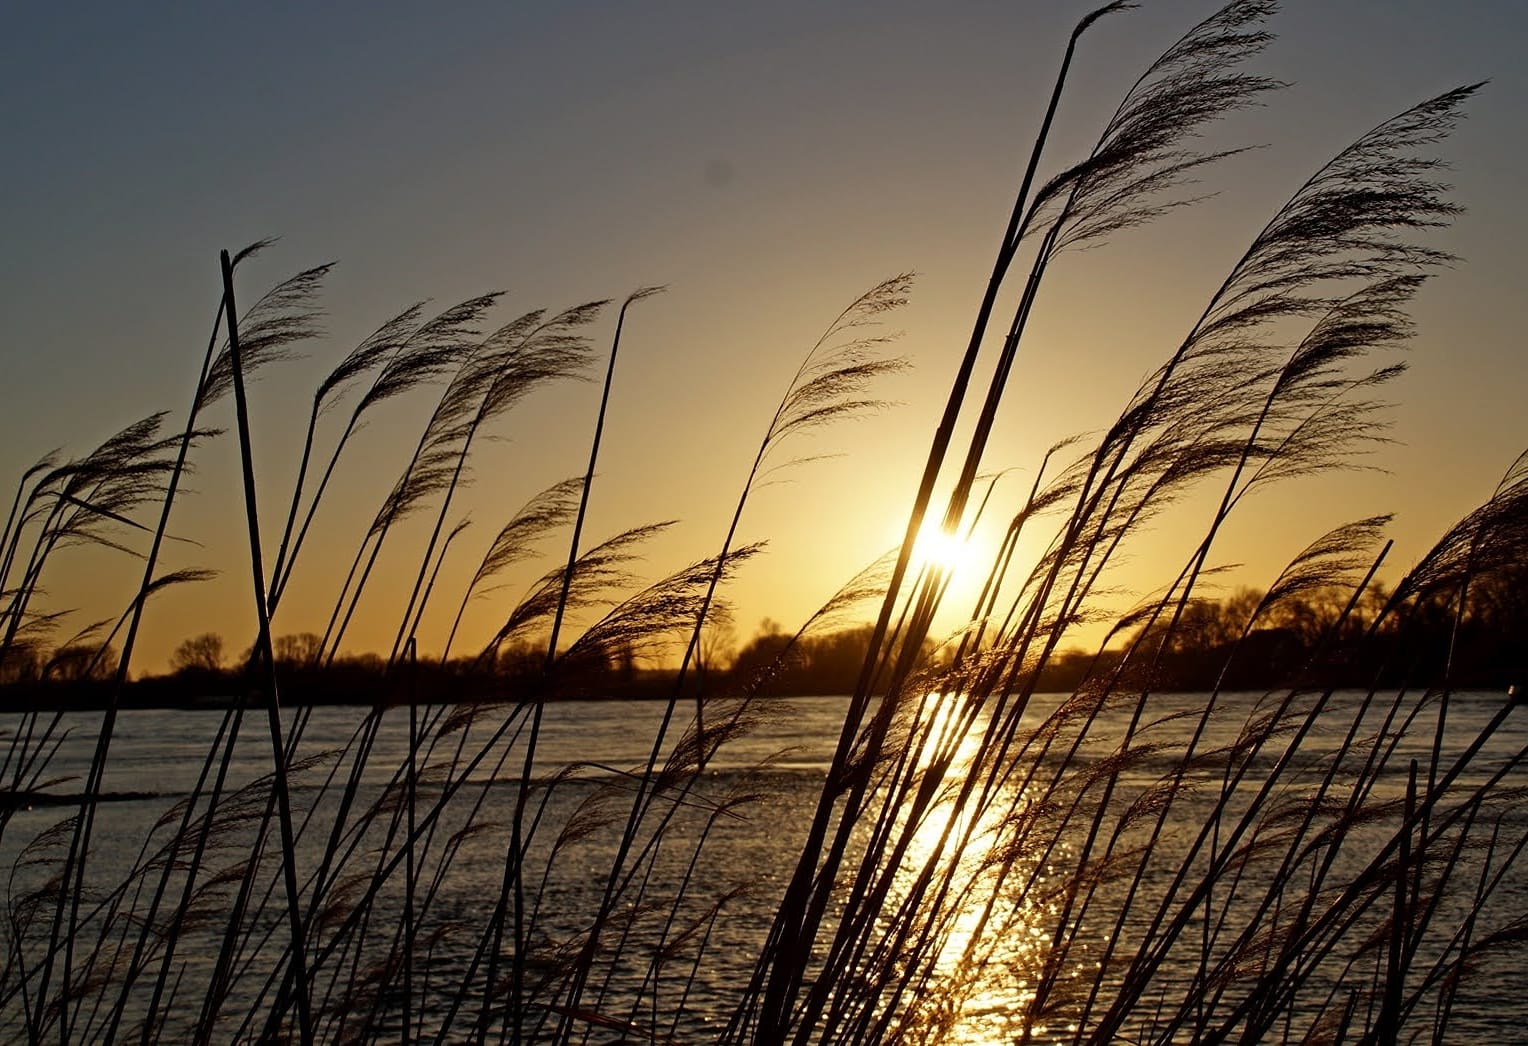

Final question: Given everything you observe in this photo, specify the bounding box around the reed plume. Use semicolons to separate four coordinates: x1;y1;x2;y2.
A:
2;4;1522;1044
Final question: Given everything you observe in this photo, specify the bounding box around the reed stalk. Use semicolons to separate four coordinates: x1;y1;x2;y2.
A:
2;4;1524;1043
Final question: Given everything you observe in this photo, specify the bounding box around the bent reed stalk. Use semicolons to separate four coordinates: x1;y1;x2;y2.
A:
2;2;1525;1043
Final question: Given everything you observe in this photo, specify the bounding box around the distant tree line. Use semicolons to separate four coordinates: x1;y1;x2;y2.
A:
1040;572;1528;693
2;569;1523;710
0;628;706;711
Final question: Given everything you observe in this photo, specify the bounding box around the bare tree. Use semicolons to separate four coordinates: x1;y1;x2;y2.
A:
273;632;323;666
169;632;225;673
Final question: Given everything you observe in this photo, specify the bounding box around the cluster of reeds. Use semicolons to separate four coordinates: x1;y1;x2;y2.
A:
2;1;1524;1042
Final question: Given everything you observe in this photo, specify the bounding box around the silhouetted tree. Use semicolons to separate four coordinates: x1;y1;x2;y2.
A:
728;622;937;695
274;631;324;666
170;632;226;673
0;641;41;685
45;644;115;682
696;607;737;676
730;619;794;691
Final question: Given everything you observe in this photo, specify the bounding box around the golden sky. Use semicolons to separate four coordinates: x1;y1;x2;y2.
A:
3;1;1526;672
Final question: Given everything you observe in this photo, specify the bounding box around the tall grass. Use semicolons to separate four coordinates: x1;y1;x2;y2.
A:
2;1;1524;1042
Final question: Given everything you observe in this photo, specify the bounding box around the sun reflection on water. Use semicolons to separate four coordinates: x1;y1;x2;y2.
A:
882;692;1089;1045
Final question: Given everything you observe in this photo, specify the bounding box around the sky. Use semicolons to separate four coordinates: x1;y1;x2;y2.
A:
3;1;1526;673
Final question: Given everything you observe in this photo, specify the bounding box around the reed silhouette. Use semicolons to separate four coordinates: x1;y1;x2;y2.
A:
1;2;1524;1043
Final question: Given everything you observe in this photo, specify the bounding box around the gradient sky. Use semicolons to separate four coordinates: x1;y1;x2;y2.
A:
4;1;1526;672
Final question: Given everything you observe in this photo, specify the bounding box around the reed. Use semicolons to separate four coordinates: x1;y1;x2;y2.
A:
1;2;1523;1043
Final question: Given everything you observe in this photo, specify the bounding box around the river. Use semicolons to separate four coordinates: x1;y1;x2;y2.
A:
1;690;1522;1042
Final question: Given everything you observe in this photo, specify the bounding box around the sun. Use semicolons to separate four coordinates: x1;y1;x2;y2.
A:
902;516;1013;629
911;519;979;579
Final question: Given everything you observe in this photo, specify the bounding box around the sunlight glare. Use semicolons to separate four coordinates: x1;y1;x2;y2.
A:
911;520;977;579
891;695;1071;1043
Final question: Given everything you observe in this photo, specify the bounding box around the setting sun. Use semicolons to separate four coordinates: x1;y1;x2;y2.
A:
911;520;978;579
905;516;1009;632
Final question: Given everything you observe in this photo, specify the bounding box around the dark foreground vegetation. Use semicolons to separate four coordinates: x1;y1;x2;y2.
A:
2;2;1525;1043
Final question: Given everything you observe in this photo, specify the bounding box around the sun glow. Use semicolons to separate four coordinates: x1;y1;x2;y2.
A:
911;520;980;579
904;517;1007;629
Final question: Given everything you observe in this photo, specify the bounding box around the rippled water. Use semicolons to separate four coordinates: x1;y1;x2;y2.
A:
1;691;1523;1042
